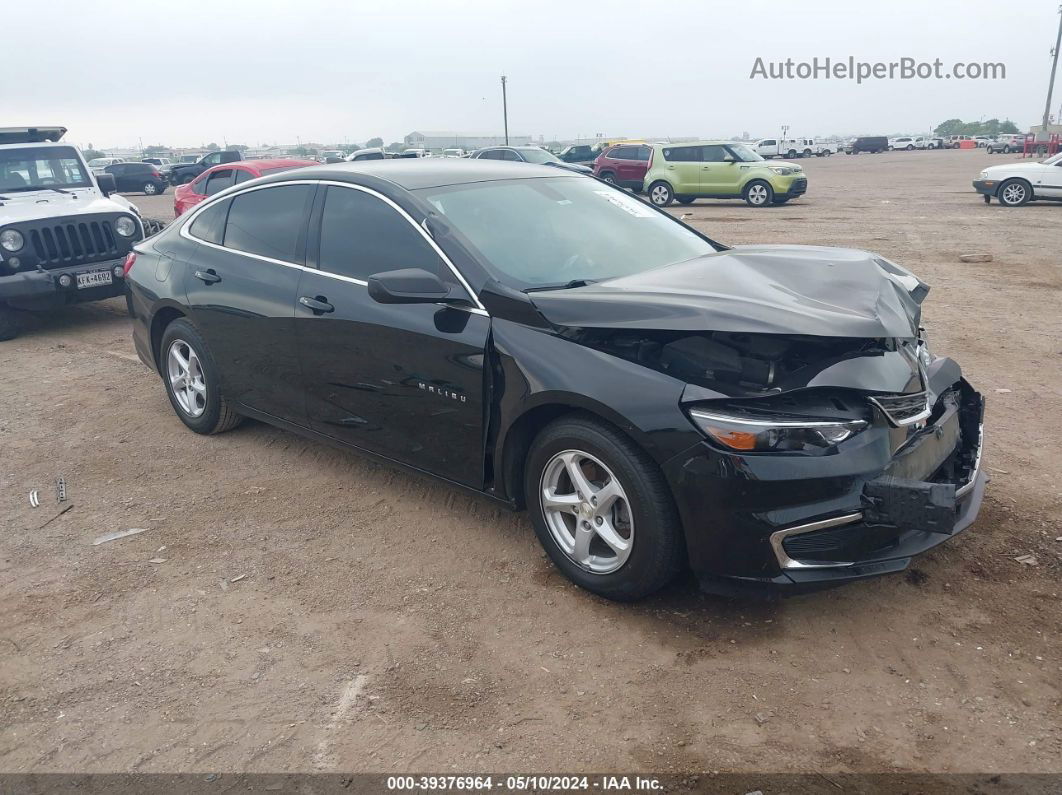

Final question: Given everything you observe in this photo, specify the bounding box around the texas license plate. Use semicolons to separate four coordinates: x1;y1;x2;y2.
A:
76;269;113;289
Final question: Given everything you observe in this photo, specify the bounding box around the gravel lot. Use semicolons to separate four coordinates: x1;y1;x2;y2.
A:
1;149;1059;774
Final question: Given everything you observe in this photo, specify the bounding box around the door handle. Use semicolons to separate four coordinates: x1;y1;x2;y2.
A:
194;269;221;284
299;295;334;314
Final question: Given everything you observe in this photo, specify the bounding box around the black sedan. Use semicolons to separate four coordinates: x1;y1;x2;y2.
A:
126;160;985;600
469;146;593;174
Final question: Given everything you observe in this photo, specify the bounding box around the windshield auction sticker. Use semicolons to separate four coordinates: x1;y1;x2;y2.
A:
593;190;655;218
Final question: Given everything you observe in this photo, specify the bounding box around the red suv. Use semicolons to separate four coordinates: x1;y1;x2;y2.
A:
173;158;317;217
592;144;652;192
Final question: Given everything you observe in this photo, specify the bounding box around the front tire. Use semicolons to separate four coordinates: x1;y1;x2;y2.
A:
906;145;914;151
648;181;674;207
803;148;812;158
0;304;20;341
743;180;773;207
599;171;617;185
525;415;684;601
160;318;243;434
997;178;1032;207
180;173;196;185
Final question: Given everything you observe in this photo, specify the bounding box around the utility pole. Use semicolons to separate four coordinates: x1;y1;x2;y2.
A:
1045;4;1062;131
500;75;509;145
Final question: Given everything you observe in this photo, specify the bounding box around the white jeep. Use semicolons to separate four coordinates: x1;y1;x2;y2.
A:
0;126;149;340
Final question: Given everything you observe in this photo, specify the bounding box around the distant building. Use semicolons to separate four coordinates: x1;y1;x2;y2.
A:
404;131;532;151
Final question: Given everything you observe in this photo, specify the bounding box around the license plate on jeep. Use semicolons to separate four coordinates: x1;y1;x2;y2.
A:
76;269;112;289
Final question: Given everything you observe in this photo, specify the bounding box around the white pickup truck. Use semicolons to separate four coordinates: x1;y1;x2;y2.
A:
0;126;150;340
754;137;840;158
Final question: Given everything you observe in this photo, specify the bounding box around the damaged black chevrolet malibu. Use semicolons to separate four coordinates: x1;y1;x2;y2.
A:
126;160;985;600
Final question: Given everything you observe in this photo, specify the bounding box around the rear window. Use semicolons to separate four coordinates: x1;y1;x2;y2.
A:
223;185;313;262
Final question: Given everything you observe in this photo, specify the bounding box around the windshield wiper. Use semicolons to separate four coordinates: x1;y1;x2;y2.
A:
525;279;598;293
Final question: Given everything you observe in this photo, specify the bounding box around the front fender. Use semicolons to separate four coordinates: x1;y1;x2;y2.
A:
489;319;704;498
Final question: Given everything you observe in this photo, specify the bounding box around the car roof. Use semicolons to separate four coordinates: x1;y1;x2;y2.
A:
197;158;316;177
650;140;743;148
0;126;67;144
258;158;578;191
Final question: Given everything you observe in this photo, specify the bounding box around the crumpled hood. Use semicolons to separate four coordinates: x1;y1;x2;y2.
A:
0;187;136;225
528;244;928;338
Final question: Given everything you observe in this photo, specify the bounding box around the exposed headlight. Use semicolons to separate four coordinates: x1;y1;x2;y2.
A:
768;166;795;175
0;229;24;252
688;408;867;452
114;216;137;237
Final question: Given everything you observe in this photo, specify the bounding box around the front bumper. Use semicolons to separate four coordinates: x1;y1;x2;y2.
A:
775;176;808;199
0;258;128;307
973;179;999;196
662;366;985;594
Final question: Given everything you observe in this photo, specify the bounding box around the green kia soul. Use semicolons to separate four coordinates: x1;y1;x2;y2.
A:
642;141;807;207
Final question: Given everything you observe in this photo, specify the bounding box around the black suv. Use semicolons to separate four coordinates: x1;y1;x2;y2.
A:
103;162;167;195
845;136;889;154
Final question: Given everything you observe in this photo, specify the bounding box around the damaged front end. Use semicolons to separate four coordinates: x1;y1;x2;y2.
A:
527;247;986;593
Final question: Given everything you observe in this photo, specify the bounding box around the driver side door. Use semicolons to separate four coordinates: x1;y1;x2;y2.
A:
294;184;489;488
699;145;742;195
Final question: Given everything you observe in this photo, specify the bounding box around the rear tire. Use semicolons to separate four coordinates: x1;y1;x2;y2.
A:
786;149;797;159
0;304;20;341
906;145;914;151
525;415;684;601
160;318;243;434
143;182;159;195
803;148;812;158
648;181;674;207
180;173;196;185
743;180;773;207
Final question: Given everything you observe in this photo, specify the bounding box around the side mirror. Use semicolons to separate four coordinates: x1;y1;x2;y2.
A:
96;173;117;196
367;268;452;304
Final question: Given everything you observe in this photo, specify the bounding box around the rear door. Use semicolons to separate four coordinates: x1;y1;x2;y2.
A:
295;184;489;487
660;145;702;195
182;183;315;422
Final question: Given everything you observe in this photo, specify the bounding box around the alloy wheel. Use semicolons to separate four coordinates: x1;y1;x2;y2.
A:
649;185;670;205
539;449;634;574
144;182;158;195
1000;182;1027;205
747;183;769;205
167;339;207;418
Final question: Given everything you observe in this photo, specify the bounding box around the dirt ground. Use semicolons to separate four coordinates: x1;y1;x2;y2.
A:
1;149;1059;775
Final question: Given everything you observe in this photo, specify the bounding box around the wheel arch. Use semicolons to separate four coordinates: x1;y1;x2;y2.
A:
498;396;655;510
150;302;190;371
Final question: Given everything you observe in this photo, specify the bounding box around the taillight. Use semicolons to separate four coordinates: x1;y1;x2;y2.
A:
122;252;136;276
152;170;161;178
646;148;654;169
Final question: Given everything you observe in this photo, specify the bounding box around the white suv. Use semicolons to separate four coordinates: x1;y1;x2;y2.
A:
0;126;146;340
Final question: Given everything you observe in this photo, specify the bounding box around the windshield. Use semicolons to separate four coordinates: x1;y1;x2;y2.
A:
728;143;764;162
518;148;560;165
0;146;93;191
420;176;719;289
1043;152;1062;166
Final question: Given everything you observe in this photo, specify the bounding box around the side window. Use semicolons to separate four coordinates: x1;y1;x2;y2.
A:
480;150;500;160
204;169;234;195
107;164;123;175
188;198;230;245
223;185;313;262
663;146;701;162
233;168;255;184
318;186;446;282
701;145;728;162
762;139;776;147
609;146;634;160
500;150;520;161
202;152;221;166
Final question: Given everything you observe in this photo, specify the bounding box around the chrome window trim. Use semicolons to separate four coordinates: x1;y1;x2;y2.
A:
769;513;863;570
178;178;487;314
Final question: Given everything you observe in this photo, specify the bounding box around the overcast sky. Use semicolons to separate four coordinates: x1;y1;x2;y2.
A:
7;0;1059;149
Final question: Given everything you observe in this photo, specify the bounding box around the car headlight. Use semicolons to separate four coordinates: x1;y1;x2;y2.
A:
0;229;24;252
768;166;795;175
114;216;137;237
688;408;867;452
